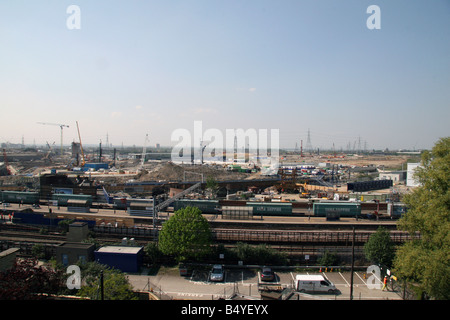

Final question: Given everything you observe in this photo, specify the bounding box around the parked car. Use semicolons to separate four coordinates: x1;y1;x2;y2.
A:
260;267;275;282
179;264;191;277
209;264;224;282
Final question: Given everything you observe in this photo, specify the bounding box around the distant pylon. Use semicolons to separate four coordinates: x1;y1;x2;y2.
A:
305;129;313;153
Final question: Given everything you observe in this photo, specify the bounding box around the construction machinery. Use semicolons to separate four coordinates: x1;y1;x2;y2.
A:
37;122;69;156
2;148;12;175
140;134;149;169
43;141;55;163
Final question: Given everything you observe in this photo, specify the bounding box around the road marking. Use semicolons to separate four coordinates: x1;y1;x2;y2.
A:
339;272;350;286
290;272;296;282
356;272;366;284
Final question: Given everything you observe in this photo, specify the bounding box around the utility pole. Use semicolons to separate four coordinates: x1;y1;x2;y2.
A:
350;227;355;300
100;270;104;300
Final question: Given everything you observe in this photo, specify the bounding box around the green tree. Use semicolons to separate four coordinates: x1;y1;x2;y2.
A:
364;227;395;267
76;262;137;300
318;250;339;267
393;137;450;299
144;242;162;265
205;175;219;199
158;206;212;261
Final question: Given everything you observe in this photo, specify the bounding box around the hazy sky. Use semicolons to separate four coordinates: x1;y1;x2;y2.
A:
0;0;449;150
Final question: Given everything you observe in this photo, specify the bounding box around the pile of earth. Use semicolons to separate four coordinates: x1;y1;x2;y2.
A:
136;162;256;182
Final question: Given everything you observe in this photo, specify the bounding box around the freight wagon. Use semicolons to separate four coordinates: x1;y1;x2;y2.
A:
313;202;361;218
246;202;292;216
52;194;93;206
173;199;220;214
0;191;39;204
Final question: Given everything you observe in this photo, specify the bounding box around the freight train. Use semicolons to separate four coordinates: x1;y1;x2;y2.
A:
1;191;406;229
171;199;365;218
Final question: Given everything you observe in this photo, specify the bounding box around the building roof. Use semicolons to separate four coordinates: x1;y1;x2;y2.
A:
0;248;20;258
58;242;94;249
96;246;143;254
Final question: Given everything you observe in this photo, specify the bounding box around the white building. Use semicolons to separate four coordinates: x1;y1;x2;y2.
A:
379;171;406;183
407;163;421;187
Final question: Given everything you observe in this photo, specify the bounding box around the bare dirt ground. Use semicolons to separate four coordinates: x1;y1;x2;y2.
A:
136;162;258;182
282;154;417;169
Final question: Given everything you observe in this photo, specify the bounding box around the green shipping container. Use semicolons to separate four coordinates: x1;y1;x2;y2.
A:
313;202;361;217
1;191;39;204
246;202;292;216
52;194;93;206
173;199;219;214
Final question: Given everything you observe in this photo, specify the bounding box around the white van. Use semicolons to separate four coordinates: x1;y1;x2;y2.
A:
295;275;337;293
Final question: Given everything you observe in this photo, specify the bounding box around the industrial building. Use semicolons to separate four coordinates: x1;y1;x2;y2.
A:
56;242;95;266
94;245;144;273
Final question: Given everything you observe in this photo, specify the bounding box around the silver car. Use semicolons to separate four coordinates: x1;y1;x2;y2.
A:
209;264;224;282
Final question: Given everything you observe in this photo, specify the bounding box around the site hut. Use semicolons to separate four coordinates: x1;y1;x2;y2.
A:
94;245;144;273
127;198;154;216
221;206;254;220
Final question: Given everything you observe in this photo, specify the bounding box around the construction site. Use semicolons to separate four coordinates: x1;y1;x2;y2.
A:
0;121;418;214
0;122;425;286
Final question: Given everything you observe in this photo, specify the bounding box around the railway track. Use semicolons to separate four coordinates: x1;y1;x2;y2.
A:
0;230;65;242
1;222;418;246
211;228;417;244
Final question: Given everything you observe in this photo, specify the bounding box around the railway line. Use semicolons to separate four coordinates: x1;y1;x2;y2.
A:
0;222;417;247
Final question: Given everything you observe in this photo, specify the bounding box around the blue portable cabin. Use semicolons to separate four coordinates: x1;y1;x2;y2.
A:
94;246;144;273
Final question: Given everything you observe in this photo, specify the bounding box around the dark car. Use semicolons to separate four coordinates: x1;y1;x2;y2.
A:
260;267;275;282
179;264;191;277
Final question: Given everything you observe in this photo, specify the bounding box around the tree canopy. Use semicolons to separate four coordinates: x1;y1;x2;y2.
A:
394;137;450;299
76;262;137;300
364;226;395;267
0;258;63;299
158;206;212;261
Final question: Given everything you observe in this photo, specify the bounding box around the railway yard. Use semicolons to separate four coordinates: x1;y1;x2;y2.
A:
0;148;420;300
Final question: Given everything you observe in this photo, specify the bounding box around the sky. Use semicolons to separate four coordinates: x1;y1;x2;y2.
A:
0;0;449;151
